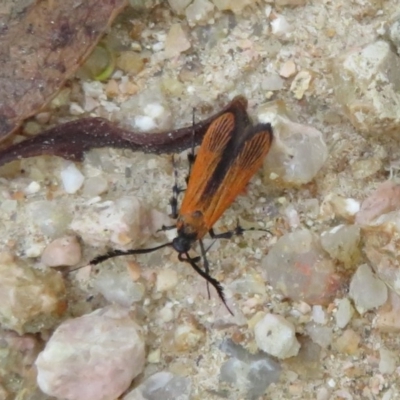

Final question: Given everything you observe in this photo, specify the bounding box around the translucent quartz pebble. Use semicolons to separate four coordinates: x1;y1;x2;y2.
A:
349;264;388;314
219;339;281;398
259;105;328;185
123;372;191;400
262;230;340;305
332;40;400;135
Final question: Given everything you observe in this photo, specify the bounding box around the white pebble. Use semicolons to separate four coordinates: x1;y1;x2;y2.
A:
312;305;327;324
349;264;388;314
36;306;145;400
335;298;354;329
344;198;361;215
25;181;41;194
254;314;300;359
379;347;396;374
134;115;157;131
41;236;82;267
60;163;85;194
271;15;292;36
144;103;165;119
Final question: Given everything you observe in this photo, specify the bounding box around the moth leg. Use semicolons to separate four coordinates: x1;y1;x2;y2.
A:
209;220;271;240
199;239;211;299
169;154;184;219
178;252;233;315
186;108;197;184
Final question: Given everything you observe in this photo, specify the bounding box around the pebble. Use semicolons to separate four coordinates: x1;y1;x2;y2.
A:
0;253;66;334
379;347;396;374
185;0;215;26
356;181;400;226
375;291;400;332
290;70;312;100
320;225;360;268
262;230;340;305
335;298;354;329
271;14;292;36
279;60;297;78
219;338;281;398
41;236;82;267
70;196;152;248
165;23;191;58
321;194;360;221
254;313;300;359
167;0;192;14
312;305;327;324
349;264;388;314
259;107;328;186
123;371;191;400
60;163;85;194
334;329;360;355
333;40;400;135
82;175;109;197
116;51;144;75
36;306;145;400
94;270;145;306
306;323;333;348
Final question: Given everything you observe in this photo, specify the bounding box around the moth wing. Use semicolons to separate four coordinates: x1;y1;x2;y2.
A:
203;124;273;227
179;112;235;214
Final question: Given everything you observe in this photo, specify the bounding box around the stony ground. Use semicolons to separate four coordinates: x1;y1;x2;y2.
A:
2;0;400;399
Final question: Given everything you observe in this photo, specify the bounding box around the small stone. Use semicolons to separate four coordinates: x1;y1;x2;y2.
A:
60;163;85;194
23;120;42;135
356;181;400;226
0;253;66;334
24;181;41;194
320;225;361;268
185;0;215;26
165;23;191;58
147;348;161;364
271;14;292;37
156;269;178;292
261;74;285;91
312;305;327;324
105;79;120;98
259;107;328;186
279;60;296;78
262;230;340;305
70;196;153;248
123;372;191;400
36;306;145;400
332;40;400;135
168;0;192;14
254;313;300;359
94;270;145;306
335;298;354;329
349;264;388;314
82;175;108;197
290;70;312;100
379;347;396;374
41;236;82;267
306;323;333;348
334;329;360;355
116;51;144;75
321;194;360;220
69;102;84;115
375;291;400;332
